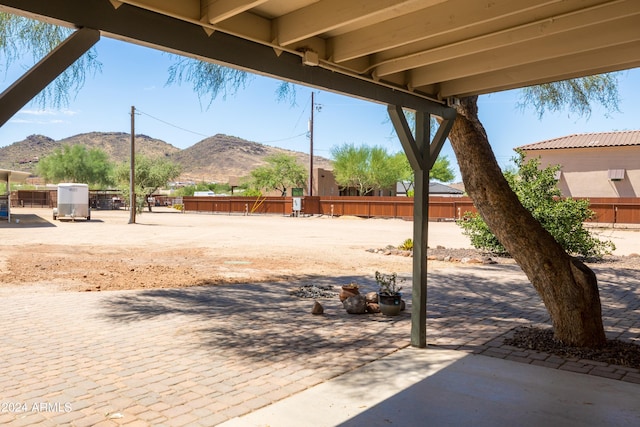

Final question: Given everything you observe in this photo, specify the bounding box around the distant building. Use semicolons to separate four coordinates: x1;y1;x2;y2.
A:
396;181;464;197
518;130;640;197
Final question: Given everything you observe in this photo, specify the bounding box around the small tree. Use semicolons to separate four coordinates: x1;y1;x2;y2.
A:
37;144;114;187
249;153;307;196
114;155;181;212
458;150;614;258
331;144;411;195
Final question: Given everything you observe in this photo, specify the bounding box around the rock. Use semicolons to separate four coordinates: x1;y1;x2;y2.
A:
483;257;498;264
311;301;324;315
339;287;359;302
462;257;483;264
365;292;378;303
343;295;367;314
366;302;380;313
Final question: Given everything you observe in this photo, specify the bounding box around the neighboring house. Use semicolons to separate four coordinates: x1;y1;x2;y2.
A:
518;130;640;198
396;181;464;197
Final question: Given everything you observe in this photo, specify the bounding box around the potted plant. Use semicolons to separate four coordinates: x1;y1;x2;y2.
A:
376;271;402;316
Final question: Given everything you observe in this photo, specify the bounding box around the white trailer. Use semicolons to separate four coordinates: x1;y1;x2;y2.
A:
53;183;91;221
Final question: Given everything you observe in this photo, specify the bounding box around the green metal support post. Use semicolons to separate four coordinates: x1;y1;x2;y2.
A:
388;105;455;347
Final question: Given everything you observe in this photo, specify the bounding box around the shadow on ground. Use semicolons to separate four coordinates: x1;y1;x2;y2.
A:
100;265;558;361
0;213;56;228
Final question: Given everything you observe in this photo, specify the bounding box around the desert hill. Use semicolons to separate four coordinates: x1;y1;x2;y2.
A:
0;132;332;183
174;134;332;182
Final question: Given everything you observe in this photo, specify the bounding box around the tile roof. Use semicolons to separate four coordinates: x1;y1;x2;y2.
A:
518;130;640;150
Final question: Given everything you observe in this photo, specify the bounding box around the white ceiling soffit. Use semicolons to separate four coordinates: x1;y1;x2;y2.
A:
1;0;639;106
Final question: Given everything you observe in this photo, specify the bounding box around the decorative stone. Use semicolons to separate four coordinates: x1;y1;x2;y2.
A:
339;285;360;302
343;295;367;314
311;301;324;315
365;292;378;303
366;302;380;313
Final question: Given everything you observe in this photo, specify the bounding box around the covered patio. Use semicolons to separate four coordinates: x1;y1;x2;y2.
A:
0;0;638;347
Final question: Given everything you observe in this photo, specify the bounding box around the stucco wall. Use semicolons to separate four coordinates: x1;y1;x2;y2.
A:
522;146;640;197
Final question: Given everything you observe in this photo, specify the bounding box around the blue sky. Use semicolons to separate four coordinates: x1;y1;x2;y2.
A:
1;36;639;182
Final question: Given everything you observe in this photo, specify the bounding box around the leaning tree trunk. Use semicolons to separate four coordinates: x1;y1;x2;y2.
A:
446;96;606;347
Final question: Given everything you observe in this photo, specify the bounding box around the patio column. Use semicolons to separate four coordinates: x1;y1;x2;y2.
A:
388;105;455;347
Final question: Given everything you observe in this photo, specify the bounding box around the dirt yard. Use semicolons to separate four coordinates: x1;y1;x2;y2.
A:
0;207;423;292
1;207;638;293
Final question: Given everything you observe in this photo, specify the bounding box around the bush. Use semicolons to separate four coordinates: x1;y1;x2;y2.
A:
398;238;413;251
457;151;615;259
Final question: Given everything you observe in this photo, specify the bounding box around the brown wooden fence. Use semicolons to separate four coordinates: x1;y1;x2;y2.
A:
183;196;477;221
581;198;640;224
184;195;640;224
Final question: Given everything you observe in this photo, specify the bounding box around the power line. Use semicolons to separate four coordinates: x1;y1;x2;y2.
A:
257;132;307;144
135;108;210;138
135;108;308;146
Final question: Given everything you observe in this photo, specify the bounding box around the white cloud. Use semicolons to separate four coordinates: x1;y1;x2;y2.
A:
19;108;79;117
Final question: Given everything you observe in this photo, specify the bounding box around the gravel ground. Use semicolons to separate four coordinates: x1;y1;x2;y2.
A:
505;327;640;370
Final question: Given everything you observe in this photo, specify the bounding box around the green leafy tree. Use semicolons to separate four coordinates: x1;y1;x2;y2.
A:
37;144;113;187
249;153;307;196
458;151;614;258
0;13;101;108
114;155;181;212
331;144;371;195
331;144;405;195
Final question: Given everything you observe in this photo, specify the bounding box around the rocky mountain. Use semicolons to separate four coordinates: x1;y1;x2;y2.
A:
0;132;332;183
173;134;332;182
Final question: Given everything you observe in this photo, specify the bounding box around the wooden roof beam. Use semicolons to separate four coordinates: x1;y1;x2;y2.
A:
329;0;599;63
202;0;268;25
275;0;439;46
374;0;638;77
436;40;640;98
409;14;640;88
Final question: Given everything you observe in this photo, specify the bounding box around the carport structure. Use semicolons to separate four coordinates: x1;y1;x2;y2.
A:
0;0;639;347
0;169;30;222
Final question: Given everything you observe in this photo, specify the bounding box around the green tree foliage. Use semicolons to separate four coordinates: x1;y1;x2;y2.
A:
457;151;615;258
0;13;101;108
37;144;113;187
518;74;620;119
114;155;182;212
166;57;249;107
333;145;454;196
331;144;404;195
248;153;307;196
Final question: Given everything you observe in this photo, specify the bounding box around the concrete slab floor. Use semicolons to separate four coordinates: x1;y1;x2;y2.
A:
220;347;640;427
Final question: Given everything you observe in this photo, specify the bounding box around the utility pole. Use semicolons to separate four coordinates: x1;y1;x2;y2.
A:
308;92;314;197
129;105;136;224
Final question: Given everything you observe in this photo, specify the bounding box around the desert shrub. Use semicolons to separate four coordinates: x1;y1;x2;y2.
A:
457;151;615;259
398;238;413;251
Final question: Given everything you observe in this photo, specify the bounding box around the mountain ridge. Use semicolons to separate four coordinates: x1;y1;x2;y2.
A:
0;132;332;183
